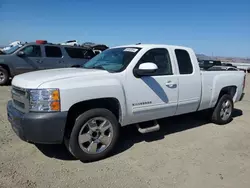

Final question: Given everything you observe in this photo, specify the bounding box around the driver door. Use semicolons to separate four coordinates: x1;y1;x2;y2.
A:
15;45;42;74
124;48;179;125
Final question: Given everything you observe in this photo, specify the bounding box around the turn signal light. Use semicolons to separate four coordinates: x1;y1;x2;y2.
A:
50;101;60;111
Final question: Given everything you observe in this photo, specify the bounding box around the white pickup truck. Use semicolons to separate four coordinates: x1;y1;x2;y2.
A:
7;44;245;162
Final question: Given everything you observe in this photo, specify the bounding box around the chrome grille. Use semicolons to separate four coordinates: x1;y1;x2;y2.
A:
13;99;25;109
12;87;26;96
11;86;29;113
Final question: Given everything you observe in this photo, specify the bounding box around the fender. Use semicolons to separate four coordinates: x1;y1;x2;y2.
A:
210;73;244;108
39;76;127;124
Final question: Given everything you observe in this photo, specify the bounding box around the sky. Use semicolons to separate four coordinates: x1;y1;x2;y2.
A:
0;0;249;57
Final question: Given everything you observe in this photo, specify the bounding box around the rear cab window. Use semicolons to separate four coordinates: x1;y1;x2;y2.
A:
175;49;193;74
45;46;62;58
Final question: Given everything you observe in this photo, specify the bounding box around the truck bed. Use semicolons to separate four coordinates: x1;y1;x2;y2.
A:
198;70;245;111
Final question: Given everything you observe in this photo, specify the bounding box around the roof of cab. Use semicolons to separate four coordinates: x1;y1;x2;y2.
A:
23;42;91;49
111;43;193;51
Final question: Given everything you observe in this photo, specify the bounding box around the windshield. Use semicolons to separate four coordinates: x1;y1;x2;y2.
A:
4;44;23;54
83;47;141;72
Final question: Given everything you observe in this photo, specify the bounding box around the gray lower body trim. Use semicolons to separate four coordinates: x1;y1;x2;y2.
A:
7;100;68;144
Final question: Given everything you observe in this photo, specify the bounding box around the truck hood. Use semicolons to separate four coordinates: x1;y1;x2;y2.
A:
12;68;109;88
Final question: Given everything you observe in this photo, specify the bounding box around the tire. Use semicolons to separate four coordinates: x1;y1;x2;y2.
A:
0;67;9;86
211;94;234;125
68;108;120;162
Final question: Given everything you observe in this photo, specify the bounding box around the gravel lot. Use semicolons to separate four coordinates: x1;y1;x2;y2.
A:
1;76;250;188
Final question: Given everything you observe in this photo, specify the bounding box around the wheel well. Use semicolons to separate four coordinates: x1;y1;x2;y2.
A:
218;86;237;100
0;64;11;76
64;98;121;138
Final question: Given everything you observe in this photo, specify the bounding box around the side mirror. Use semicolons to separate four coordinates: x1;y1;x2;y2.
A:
134;62;158;77
17;51;25;57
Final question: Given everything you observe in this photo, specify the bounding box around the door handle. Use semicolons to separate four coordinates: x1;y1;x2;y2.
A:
36;59;43;63
165;81;177;88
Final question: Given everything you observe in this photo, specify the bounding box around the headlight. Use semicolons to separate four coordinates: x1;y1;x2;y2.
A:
29;89;60;112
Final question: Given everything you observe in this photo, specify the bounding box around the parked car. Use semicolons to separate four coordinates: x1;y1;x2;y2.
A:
0;49;5;55
60;40;79;46
207;66;239;71
82;42;109;51
7;44;245;162
0;40;96;85
93;49;102;55
2;41;22;51
199;60;222;70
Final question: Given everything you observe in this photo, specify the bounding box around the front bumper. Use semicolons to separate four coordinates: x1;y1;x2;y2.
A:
7;100;68;144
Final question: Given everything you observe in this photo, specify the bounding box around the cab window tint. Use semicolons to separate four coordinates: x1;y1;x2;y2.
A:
84;49;95;59
65;48;95;59
22;45;41;57
136;48;172;75
175;49;193;74
45;46;62;58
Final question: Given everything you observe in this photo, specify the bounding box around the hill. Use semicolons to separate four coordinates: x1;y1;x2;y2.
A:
197;54;250;63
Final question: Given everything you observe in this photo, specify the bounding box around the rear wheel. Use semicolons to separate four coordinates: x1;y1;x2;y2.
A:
211;94;233;125
0;67;9;86
68;108;120;162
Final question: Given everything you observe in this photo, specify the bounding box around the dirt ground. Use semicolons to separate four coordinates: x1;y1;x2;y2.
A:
1;76;250;188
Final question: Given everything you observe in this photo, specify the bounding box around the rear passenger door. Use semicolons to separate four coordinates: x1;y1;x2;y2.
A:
174;49;202;115
41;46;67;69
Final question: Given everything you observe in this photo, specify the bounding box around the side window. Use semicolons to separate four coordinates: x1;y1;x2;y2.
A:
136;48;172;75
84;50;95;59
175;49;193;74
45;46;62;58
65;47;85;58
22;45;41;57
65;48;95;59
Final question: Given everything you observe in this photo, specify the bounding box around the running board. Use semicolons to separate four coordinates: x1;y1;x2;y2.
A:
136;120;160;134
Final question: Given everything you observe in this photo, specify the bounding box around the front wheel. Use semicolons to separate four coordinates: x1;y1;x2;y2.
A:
0;67;9;86
68;108;120;162
211;94;234;125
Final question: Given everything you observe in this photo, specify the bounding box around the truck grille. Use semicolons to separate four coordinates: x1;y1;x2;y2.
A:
11;86;29;113
13;99;25;109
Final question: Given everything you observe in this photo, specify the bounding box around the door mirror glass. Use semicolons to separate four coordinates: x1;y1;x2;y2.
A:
17;51;25;57
134;62;158;77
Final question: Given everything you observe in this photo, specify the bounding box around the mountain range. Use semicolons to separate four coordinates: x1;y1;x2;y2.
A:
197;54;250;63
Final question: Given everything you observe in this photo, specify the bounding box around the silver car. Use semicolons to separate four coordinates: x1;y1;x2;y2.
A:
0;41;96;85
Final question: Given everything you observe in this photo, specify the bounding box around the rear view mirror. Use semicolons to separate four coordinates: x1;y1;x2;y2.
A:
134;62;158;77
138;62;158;71
17;51;25;57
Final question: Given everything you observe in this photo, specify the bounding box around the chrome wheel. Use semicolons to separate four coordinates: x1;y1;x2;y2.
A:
220;99;232;121
0;71;5;82
78;117;113;154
